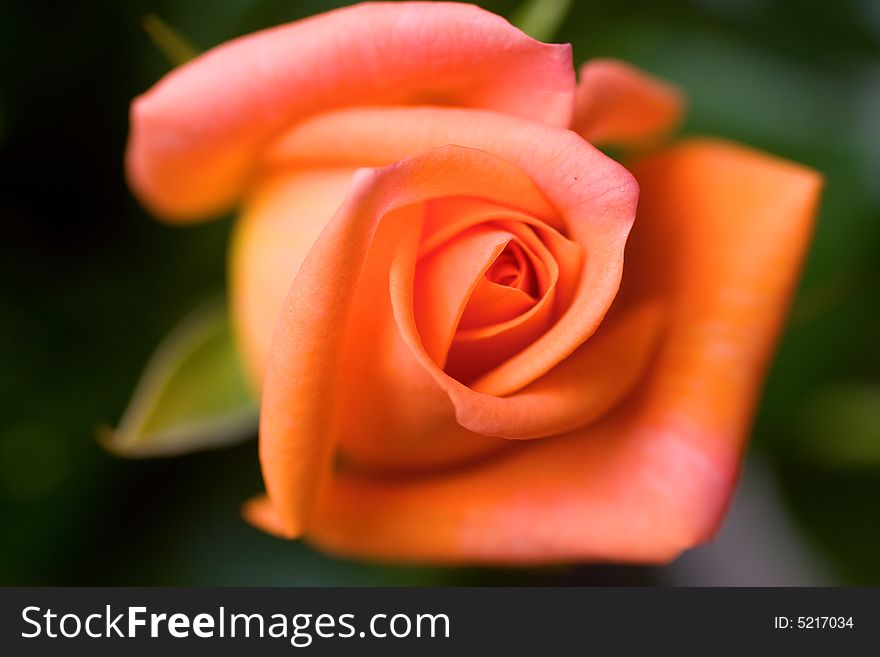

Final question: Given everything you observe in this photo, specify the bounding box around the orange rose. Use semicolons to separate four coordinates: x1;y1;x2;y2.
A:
127;2;821;563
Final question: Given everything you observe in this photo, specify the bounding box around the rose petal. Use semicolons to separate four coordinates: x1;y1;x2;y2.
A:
242;494;288;539
450;220;560;387
127;2;575;220
288;139;821;562
230;168;356;385
392;254;665;439
460;276;536;329
414;226;519;367
624;139;822;440
445;233;558;385
571;58;684;148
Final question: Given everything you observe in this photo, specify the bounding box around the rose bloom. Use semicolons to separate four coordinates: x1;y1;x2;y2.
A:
127;2;821;563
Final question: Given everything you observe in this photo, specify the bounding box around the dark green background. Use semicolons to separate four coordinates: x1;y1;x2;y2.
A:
1;0;878;585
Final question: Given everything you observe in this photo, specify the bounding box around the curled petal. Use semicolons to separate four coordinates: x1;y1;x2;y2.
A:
572;58;684;148
127;2;575;220
302;414;737;564
393;269;667;439
414;225;520;368
230;168;356;385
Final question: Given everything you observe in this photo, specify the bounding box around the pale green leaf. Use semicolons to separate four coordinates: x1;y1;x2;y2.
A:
509;0;572;42
101;301;258;458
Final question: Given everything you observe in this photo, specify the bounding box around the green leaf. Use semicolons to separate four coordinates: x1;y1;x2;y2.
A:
795;383;880;467
101;301;258;458
142;14;200;67
509;0;572;42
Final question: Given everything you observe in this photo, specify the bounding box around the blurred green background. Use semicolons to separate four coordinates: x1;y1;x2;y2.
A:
1;0;878;585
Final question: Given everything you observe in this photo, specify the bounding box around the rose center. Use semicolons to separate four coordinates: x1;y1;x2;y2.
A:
484;242;538;298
